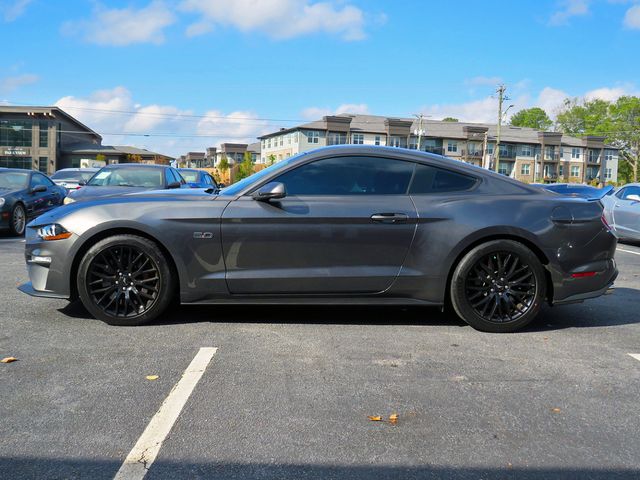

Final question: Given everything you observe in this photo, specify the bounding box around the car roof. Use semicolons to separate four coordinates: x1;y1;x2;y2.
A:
56;167;99;172
100;163;167;169
0;167;32;174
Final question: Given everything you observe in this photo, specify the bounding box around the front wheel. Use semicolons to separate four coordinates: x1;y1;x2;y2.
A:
9;203;26;236
450;240;547;333
77;234;176;326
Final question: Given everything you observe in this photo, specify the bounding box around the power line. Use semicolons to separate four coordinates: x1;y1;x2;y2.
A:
0;125;261;139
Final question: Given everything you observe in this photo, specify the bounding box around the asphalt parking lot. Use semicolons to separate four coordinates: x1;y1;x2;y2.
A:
1;232;640;480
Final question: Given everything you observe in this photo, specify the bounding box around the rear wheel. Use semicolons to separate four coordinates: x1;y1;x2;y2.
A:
450;240;546;333
77;235;175;326
9;203;26;236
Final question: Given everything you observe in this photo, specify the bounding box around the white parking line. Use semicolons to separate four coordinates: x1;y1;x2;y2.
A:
114;347;218;480
617;247;640;256
629;354;640;362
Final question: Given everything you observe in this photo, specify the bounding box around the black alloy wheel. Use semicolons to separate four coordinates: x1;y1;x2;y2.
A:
450;239;546;333
77;235;176;326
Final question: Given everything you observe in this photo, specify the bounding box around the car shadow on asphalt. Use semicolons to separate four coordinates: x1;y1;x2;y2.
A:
58;287;640;332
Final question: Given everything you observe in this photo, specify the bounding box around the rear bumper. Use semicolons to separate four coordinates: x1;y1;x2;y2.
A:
552;269;617;305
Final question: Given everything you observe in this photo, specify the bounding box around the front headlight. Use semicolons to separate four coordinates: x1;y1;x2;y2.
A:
37;224;72;241
63;197;75;205
0;198;5;207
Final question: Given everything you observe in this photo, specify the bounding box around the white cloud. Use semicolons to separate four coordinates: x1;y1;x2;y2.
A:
54;86;270;157
0;73;38;94
179;0;367;40
536;87;570;116
584;85;636;101
549;0;590;25
624;4;640;28
1;0;32;22
63;1;176;46
301;103;369;119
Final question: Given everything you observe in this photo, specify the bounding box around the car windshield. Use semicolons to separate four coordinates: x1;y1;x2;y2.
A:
220;155;303;195
51;170;96;182
0;171;29;189
180;171;200;183
87;167;164;188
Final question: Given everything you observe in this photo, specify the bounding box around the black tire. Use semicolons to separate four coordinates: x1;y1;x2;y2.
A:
77;234;176;326
9;203;26;236
450;240;546;333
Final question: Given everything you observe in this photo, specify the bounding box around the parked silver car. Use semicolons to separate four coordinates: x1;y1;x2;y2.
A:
50;168;99;192
602;183;640;241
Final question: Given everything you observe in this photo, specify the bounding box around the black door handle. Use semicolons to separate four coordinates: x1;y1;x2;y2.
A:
371;213;409;224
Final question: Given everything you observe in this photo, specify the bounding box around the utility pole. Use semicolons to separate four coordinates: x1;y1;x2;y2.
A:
482;130;489;169
413;114;426;151
494;84;506;173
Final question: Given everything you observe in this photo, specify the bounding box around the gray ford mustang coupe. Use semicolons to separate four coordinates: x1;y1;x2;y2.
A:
19;146;617;332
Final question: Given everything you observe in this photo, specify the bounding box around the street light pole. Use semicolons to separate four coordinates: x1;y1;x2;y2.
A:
494;85;506;173
414;114;426;151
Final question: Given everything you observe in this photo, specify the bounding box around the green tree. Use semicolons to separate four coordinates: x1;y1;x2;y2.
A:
442;117;458;122
555;98;612;136
218;155;230;173
235;153;254;182
267;154;277;166
95;153;106;164
509;107;553;131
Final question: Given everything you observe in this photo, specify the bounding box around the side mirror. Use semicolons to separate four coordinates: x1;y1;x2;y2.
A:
78;180;87;186
167;181;181;189
31;185;47;194
252;182;286;202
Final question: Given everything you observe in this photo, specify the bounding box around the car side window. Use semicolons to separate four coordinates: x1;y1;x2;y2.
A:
30;173;53;189
619;186;640;200
273;156;415;195
409;164;477;194
173;169;186;184
204;174;214;185
165;168;177;185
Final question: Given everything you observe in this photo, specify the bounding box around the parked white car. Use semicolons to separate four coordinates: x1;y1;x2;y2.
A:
602;183;640;241
50;168;99;192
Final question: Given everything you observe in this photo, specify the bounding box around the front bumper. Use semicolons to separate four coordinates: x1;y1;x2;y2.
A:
18;281;69;299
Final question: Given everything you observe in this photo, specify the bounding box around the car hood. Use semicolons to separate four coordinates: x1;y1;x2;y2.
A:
68;185;150;201
0;186;22;197
29;188;218;227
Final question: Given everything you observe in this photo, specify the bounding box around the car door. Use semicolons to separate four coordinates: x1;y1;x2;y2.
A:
612;186;640;238
27;173;59;218
221;155;418;294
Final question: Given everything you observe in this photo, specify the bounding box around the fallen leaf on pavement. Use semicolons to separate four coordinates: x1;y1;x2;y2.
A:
551;407;561;413
368;415;382;421
389;413;399;425
1;357;17;363
146;375;159;381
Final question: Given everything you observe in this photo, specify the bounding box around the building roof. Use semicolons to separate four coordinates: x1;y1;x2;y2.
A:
258;113;616;149
62;143;173;159
0;105;102;142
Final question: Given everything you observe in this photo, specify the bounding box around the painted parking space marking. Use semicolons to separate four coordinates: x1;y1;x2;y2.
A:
629;354;640;362
617;248;640;256
114;347;218;480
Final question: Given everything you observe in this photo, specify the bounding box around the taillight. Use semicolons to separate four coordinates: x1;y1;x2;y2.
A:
601;213;612;231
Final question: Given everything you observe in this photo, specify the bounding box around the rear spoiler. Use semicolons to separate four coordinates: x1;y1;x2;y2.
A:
587;185;614;201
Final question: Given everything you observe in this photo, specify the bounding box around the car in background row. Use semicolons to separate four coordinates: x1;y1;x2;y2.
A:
178;168;219;189
64;164;186;204
602;183;640;241
0;168;66;236
51;168;100;192
532;183;615;199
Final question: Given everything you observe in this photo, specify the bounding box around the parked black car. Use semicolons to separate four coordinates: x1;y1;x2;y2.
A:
178;168;219;189
0;168;66;236
64;164;186;204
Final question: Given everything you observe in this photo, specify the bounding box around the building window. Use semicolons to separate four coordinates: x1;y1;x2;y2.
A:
571;165;580;177
605;150;614;162
559;165;564;176
447;141;458;153
293;132;298;143
498;164;509;175
487;144;494;154
0;155;32;169
605;168;612;180
0;120;32;147
39;122;49;147
571;148;581;159
521;145;532;157
520;164;531;175
287;134;291;145
38;157;48;173
588;150;599;162
327;132;347;145
374;135;381;146
352;133;364;145
307;131;320;144
279;136;284;147
389;136;406;148
267;138;271;148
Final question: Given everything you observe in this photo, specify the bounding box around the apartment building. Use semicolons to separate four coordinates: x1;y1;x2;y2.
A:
258;114;619;184
177;142;261;168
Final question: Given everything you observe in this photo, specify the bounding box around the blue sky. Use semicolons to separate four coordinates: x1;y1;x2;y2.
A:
1;0;639;155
